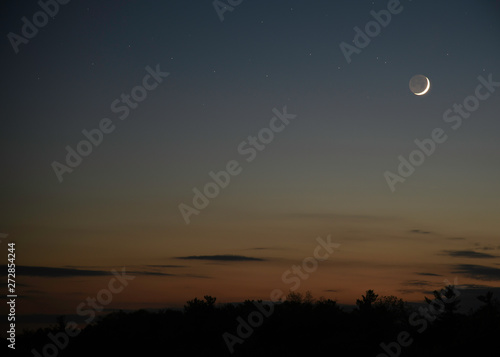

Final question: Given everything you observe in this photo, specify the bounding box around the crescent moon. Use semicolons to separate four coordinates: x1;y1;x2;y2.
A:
414;77;430;96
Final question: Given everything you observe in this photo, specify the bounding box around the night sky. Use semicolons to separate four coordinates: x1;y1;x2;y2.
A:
1;0;500;327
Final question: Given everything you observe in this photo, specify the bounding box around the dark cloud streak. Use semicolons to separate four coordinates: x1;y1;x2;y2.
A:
0;266;181;278
176;255;265;262
441;250;497;259
410;229;431;235
452;264;500;281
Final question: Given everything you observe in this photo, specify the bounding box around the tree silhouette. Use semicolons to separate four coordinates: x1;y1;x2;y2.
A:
184;295;217;315
356;289;378;312
477;291;493;307
11;287;500;357
424;285;460;317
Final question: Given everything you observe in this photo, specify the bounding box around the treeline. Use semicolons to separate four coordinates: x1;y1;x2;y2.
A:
4;286;500;356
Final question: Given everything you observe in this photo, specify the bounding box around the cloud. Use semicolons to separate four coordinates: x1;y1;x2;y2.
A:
135;270;210;279
140;265;211;278
397;289;435;295
410;229;431;234
182;274;212;279
284;213;385;222
441;250;497;259
134;271;175;276
176;255;265;262
403;280;434;287
473;245;500;251
324;289;340;292
0;266;110;278
145;265;187;268
458;283;493;289
452;264;500;281
0;266;176;278
0;282;30;287
63;265;110;269
415;272;442;277
446;237;466;241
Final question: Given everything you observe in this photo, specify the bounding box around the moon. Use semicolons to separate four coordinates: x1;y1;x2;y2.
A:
409;75;430;96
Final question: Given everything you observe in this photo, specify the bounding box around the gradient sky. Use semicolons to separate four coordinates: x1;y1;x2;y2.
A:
1;0;500;328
